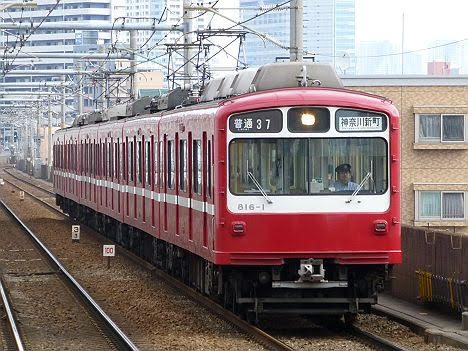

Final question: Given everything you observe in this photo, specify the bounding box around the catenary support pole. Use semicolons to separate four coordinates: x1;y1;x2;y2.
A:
47;91;52;168
290;0;303;62
130;30;137;100
183;0;194;89
61;76;66;128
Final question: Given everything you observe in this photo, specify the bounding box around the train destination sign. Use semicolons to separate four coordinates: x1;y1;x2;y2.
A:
229;109;282;133
336;109;386;132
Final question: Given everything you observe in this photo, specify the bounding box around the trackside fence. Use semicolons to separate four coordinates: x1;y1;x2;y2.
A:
390;226;468;312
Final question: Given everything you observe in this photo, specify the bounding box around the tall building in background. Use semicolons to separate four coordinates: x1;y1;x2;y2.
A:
0;0;112;74
0;0;114;114
240;0;355;73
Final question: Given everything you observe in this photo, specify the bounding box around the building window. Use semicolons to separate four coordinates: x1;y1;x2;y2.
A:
416;114;466;143
418;191;465;220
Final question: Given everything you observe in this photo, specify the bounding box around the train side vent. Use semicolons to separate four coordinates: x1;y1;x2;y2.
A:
249;62;343;92
126;96;153;116
157;88;189;110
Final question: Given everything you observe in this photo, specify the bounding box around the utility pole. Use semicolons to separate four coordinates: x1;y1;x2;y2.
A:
36;101;40;164
78;63;83;116
130;30;137;100
183;0;194;89
47;90;52;170
61;76;66;128
290;0;303;62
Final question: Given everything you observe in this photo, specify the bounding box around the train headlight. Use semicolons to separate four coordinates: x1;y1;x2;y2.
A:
301;113;316;126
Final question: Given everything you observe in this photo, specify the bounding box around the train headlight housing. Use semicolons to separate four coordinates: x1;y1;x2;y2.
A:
301;113;316;126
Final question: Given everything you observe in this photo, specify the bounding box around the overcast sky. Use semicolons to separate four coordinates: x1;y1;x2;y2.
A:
355;0;468;50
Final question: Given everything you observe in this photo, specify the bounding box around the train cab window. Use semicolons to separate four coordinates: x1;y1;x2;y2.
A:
137;140;142;183
146;141;151;186
179;139;187;191
193;140;202;195
207;139;212;198
229;138;388;195
167;140;175;189
129;141;134;182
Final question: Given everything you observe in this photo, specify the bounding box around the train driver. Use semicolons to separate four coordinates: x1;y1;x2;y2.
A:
332;163;358;191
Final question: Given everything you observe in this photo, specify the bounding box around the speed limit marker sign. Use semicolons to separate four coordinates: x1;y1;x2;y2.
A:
71;225;80;242
103;245;115;257
103;245;115;269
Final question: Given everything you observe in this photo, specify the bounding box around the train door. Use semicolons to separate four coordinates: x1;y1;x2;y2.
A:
112;138;118;217
106;138;112;214
136;134;144;226
127;136;136;224
143;134;153;232
93;138;98;207
205;135;214;252
159;136;165;238
178;134;190;245
163;134;179;241
191;136;204;251
151;135;158;232
163;134;179;242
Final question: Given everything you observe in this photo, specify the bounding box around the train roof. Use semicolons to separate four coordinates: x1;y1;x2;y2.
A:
71;62;347;127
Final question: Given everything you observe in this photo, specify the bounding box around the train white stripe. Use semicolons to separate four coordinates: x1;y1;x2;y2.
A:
54;170;215;215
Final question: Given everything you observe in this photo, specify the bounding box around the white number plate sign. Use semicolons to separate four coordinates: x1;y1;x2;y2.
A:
71;225;80;241
103;245;115;257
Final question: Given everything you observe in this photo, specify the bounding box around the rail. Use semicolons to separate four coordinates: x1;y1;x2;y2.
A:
0;275;25;351
0;200;139;351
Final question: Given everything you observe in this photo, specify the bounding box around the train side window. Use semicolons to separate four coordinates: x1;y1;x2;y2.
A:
160;140;164;188
137;140;142;183
207;139;212;198
90;144;93;175
167;140;174;189
108;141;112;178
153;138;158;188
103;141;107;178
146;140;151;186
122;141;126;182
179;139;187;192
129;141;134;182
84;141;88;174
193;139;202;195
115;141;119;179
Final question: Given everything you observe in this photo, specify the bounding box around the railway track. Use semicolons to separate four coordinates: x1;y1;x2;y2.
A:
0;199;138;351
1;168;412;351
0;276;24;351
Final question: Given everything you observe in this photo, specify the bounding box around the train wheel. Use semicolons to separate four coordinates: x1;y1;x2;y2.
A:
344;313;357;327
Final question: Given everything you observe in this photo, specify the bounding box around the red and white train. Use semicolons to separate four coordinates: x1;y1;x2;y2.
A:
53;63;401;322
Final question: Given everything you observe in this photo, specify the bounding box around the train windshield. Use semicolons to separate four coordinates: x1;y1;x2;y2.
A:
229;138;388;195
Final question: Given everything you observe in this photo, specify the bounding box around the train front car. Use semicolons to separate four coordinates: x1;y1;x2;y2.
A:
215;64;401;321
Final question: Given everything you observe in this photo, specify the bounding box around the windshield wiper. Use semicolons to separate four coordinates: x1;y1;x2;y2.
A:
247;171;273;204
346;171;372;204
